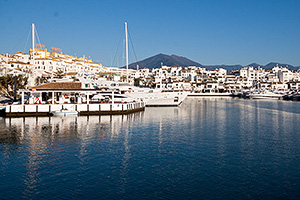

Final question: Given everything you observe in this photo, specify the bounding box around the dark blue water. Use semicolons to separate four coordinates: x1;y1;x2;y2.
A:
1;98;300;199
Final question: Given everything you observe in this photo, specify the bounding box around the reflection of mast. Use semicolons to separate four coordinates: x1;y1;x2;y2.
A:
159;120;163;145
120;123;130;192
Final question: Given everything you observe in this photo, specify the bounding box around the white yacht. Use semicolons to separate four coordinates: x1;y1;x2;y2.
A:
104;81;187;106
248;90;283;99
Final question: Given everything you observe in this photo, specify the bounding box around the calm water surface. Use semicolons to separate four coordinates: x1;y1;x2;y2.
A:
1;98;300;199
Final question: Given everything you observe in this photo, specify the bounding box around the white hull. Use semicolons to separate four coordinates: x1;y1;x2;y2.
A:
249;93;282;99
126;91;188;106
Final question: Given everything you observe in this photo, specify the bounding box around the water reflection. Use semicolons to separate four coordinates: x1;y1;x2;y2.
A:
1;98;300;199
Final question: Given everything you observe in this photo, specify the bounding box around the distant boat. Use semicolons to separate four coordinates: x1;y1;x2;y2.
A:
242;90;283;100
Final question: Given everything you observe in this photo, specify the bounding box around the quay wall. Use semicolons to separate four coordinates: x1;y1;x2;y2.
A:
3;102;145;117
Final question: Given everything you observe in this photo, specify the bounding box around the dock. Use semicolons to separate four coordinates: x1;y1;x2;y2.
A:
0;82;147;117
2;102;145;117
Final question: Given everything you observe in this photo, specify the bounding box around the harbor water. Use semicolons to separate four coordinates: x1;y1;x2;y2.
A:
1;97;300;199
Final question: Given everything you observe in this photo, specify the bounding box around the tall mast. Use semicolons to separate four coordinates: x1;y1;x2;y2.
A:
32;23;35;57
32;23;35;74
125;22;128;82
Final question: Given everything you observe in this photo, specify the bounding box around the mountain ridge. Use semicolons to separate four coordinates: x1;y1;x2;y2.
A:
124;53;300;71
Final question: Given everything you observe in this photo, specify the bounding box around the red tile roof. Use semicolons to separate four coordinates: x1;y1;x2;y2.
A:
33;82;82;89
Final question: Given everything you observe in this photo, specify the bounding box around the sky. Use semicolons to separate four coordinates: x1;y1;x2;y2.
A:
1;0;300;67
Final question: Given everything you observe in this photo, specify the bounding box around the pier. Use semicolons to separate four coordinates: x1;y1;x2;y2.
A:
3;102;145;117
0;83;145;117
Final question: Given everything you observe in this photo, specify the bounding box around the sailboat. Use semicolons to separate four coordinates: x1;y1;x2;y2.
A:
108;22;188;106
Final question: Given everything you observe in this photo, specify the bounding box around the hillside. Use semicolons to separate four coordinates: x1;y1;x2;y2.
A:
126;53;202;69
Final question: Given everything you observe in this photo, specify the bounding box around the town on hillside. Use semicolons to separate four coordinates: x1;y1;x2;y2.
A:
1;48;300;101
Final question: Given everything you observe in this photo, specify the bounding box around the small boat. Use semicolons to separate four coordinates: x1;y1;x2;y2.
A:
292;93;300;101
51;108;79;116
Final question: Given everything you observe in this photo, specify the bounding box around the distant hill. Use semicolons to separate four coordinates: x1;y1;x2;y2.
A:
126;53;203;69
202;62;300;71
204;64;243;71
247;63;261;68
262;62;299;71
124;53;300;71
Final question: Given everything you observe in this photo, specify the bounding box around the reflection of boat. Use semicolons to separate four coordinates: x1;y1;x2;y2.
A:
51;109;79;116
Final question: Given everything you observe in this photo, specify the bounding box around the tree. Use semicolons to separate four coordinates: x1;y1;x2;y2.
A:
54;69;65;79
35;76;48;85
120;75;127;82
0;74;28;97
134;78;140;86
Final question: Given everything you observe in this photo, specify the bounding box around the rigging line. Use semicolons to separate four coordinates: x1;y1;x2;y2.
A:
128;48;135;68
34;27;42;49
112;30;124;68
23;28;31;53
122;39;126;67
8;27;30;53
127;27;138;63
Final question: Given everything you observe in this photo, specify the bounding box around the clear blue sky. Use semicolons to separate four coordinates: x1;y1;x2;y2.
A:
1;0;300;67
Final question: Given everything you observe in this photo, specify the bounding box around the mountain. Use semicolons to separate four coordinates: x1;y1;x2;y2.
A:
247;62;299;71
264;62;299;70
204;64;243;71
247;63;261;68
124;53;300;71
126;53;203;69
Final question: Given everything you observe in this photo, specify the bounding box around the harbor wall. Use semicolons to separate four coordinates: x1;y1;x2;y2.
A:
3;102;145;117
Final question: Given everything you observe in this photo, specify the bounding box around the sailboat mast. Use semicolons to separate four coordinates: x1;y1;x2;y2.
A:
125;22;129;82
32;23;35;58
